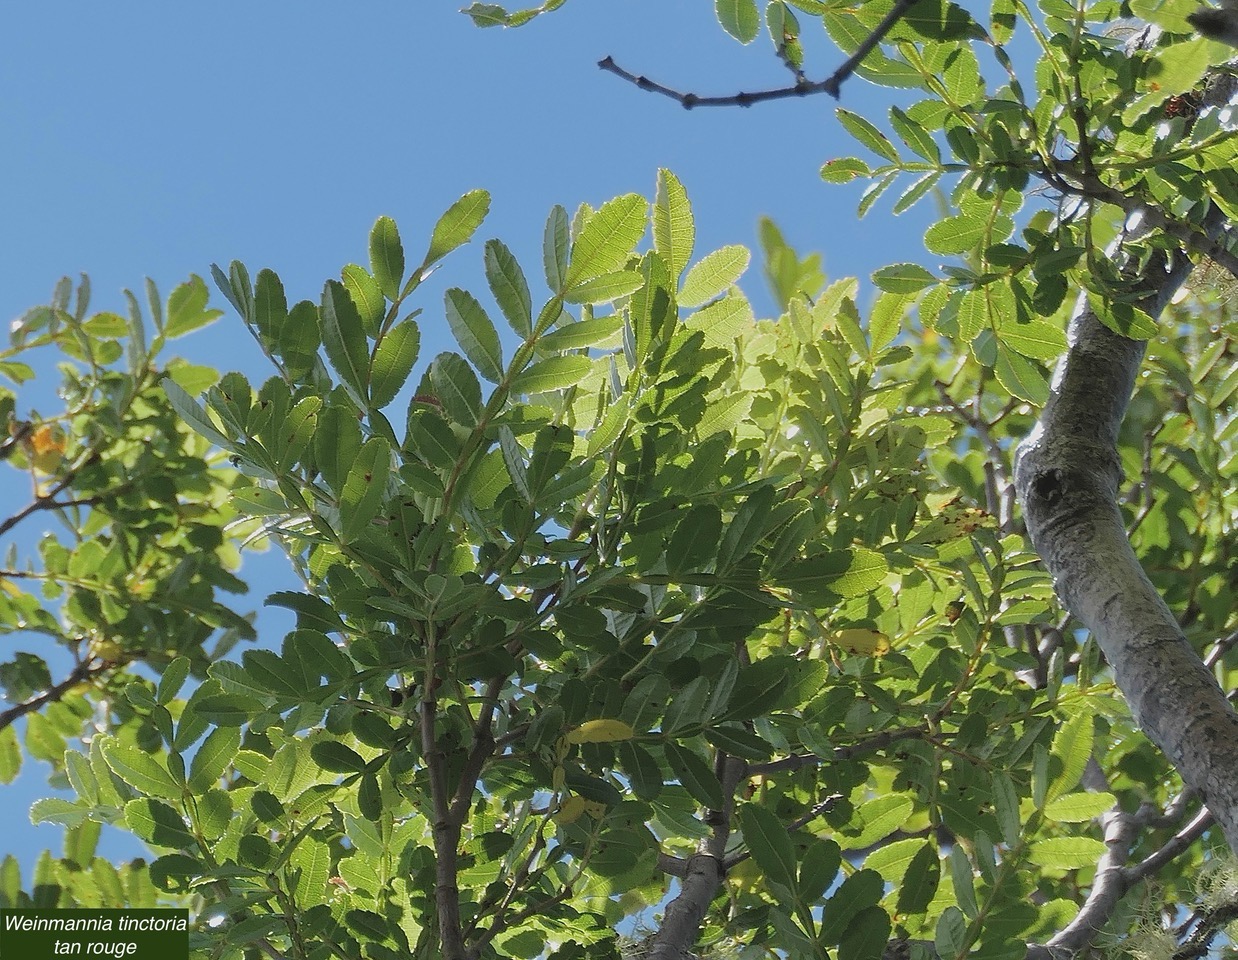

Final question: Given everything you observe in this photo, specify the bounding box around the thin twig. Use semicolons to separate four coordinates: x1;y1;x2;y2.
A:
598;0;922;106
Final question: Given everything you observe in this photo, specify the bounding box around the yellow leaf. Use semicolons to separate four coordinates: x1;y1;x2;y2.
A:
833;628;891;657
553;796;588;825
565;719;635;744
29;424;66;473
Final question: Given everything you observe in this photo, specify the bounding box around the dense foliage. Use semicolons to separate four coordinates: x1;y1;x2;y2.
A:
1;1;1235;959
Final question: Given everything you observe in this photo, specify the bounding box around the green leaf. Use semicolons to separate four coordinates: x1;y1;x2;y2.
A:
340;437;392;542
653;168;694;282
991;0;1016;41
798;837;841;901
617;742;663;801
538;315;623;353
1087;293;1159;340
890;105;940;163
696;391;752;439
663;741;725;808
896;843;941;915
101;739;181;800
157;657;191;705
0;726;21;785
310;741;367;774
430;352;483;426
165;275;223;338
408;408;463;470
821;156;872;184
1044;791;1116;823
1046;707;1094;803
163;378;234;450
935;906;968;960
872;263;936;295
509;355;593;395
369;319;421;409
564;270;645;305
684;293;754;349
997;318;1067;361
369;215;405;301
544;205;570;292
564;194;647;287
189;727;240;793
819;869;884;944
485;239;532;337
839;906;892;960
994;344;1049;405
716;0;761;42
925;214;987;256
680;245;751;307
341;264;385;339
424;189;491;269
837;109;899;162
738;804;797;890
321;280;370;404
126;798;195;849
195;694;266;726
443;288;503;384
950;845;978;918
666;504;722;574
1027;836;1108;869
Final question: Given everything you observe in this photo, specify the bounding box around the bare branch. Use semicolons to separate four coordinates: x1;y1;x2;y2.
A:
598;0;922;106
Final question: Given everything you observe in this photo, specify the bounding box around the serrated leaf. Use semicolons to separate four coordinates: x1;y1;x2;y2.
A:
340;437;391;542
667;504;722;573
321;280;370;404
445;288;503;383
925;214;987;256
893;171;941;214
738;804;797;889
126;798;195;849
680;245;751;307
997;318;1067;361
1028;836;1108;869
664;741;725;808
653;168;694;282
1044;791;1116;822
369;320;420;409
716;0;761;42
369;216;405;301
341;264;385;339
564;270;645;304
684;292;753;348
101;739;181;800
872;262;936;294
1047;707;1094;803
890;105;941;163
837;109;899;162
821;156;872;184
510;355;593;395
166;275;223;338
189;727;240;793
1087;293;1159;339
819;869;884;944
544;205;570;291
995;345;1049;405
430;352;483;426
564;194;647;288
485;239;532;337
163;378;234;450
311;741;367;774
424;189;491;268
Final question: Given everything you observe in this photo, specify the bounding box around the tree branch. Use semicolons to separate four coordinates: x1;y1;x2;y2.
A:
647;755;748;960
1014;184;1238;851
598;0;921;106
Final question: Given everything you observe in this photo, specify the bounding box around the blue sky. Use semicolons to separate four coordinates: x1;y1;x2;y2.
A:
0;2;938;874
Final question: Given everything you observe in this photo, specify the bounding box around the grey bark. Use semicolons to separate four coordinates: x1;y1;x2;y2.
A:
1013;204;1238;852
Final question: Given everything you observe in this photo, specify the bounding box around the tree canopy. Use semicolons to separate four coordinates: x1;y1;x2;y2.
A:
1;3;1236;960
